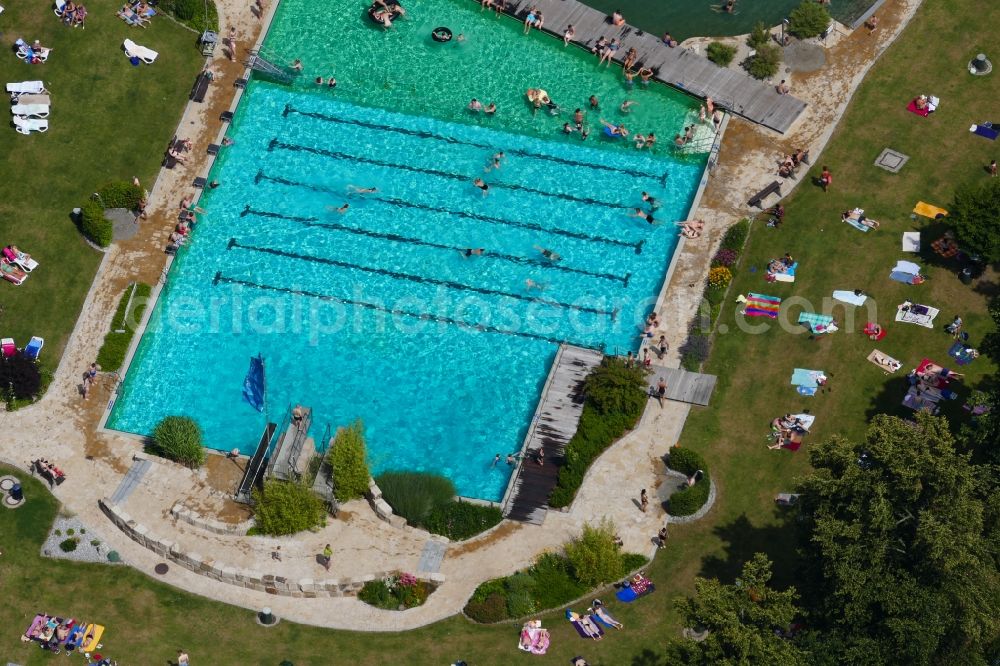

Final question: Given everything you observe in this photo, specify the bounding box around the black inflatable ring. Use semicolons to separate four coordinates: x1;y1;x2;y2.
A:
432;26;453;42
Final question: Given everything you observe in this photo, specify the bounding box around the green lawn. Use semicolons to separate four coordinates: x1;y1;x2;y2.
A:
2;1;998;664
0;1;203;370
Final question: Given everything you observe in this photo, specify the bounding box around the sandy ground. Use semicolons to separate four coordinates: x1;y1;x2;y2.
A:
0;0;922;631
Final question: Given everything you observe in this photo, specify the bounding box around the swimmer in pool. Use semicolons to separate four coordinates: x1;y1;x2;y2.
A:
533;245;561;262
484;151;505;172
630;208;656;224
347;185;378;194
325;203;350;213
463;248;485;257
525;278;547;291
473;177;490;195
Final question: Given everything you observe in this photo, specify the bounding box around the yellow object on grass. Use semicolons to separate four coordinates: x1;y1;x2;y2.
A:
81;623;104;652
913;201;948;218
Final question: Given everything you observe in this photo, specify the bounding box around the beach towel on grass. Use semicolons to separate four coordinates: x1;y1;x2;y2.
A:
948;341;977;365
743;293;781;318
867;349;902;373
832;290;867;306
616;582;656;602
798;312;836;334
913;201;948;218
890;260;923;284
902;232;920;252
970;124;999;140
895;303;939;328
907;100;930;117
843;215;871;232
570;618;605;639
791;368;826;388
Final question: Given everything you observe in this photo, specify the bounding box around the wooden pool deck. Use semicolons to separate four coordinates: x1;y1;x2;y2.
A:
482;0;807;134
502;344;604;524
645;365;718;406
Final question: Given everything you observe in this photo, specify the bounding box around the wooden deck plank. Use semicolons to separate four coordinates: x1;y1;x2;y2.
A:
646;366;718;406
503;345;604;523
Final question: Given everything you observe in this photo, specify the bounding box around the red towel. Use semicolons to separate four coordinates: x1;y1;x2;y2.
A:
906;100;929;117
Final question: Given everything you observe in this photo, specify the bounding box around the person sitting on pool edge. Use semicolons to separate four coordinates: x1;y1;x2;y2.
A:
677;220;704;238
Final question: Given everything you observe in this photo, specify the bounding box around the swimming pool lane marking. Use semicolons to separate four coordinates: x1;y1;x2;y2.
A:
282;104;670;185
212;272;604;350
251;170;646;254
240;204;632;287
267;138;630;211
228;238;618;318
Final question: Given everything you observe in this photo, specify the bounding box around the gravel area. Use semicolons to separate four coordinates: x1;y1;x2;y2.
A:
41;515;121;565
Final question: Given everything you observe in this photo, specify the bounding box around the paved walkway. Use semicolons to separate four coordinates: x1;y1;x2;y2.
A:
0;0;925;633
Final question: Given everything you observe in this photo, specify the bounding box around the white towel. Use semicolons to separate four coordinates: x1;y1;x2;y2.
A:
893;260;921;275
902;232;920;252
832;290;867;306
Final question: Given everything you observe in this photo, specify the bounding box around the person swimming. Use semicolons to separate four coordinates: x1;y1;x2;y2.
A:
347;185;378;194
533;245;560;262
463;248;485;257
473;177;490;195
484;151;505;172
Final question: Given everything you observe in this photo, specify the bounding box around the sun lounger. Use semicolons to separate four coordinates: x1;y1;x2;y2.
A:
867;349;901;373
14;93;50;107
1;259;28;284
6;247;38;272
902;232;920;252
13;116;48;134
798;312;837;334
912;201;947;218
895;302;938;328
11;103;50;118
832;290;867;306
123;38;157;63
25;336;44;360
741;292;781;318
775;492;800;506
1;337;15;356
17;46;52;63
970;124;998;140
7;81;47;98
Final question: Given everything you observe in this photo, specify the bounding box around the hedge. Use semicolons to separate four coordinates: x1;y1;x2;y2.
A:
96;283;152;371
378;471;503;540
328;420;371;502
159;0;219;32
80;200;112;247
97;181;143;210
666;446;708;477
425;501;503;541
666;447;711;517
549;358;648;508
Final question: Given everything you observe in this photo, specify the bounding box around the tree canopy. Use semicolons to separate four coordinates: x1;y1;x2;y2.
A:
796;414;1000;665
664;553;808;665
951;178;1000;263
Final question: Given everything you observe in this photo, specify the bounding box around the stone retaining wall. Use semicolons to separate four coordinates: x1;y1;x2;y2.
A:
100;499;445;597
170;501;255;536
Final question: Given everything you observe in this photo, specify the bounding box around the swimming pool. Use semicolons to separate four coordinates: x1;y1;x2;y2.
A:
107;0;708;501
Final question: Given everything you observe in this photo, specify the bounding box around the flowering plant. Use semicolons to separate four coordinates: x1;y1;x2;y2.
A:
399;572;418;587
707;266;733;289
711;248;738;268
382;573;399;591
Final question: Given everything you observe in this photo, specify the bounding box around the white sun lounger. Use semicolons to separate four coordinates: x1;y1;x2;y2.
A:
14;94;50;106
13;116;48;134
11;103;49;118
123;39;158;64
6;81;47;97
10;250;38;272
16;46;52;63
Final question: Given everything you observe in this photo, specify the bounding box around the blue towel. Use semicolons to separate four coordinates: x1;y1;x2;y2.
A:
791;368;824;387
972;124;999;140
797;386;818;396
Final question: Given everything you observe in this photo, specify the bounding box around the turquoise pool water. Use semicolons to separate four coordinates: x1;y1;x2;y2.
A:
107;0;708;501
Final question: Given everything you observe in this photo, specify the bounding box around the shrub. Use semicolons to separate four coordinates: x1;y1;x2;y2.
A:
788;1;831;38
80;200;112;247
584;356;649;423
506;589;537;618
67;528;75;536
328;420;371;502
529;553;588;609
706;42;737;67
747;22;770;49
707;266;733;290
96;283;152;371
160;0;218;31
0;351;42;401
425;501;502;540
90;539;101;547
59;538;78;552
669;477;711;516
667;446;708;476
464;592;508;623
564;519;625;587
720;219;751;251
251;479;325;536
358;574;432;610
743;44;782;80
712;248;738;268
149;415;206;467
622;553;649;573
97;181;143;210
678;332;711;370
376;471;455;526
358;580;392;607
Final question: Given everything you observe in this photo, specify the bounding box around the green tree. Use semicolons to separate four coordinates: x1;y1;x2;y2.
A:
664;553;808;665
743;44;781;80
564;518;624;587
252;479;325;535
788;1;831;38
149;416;206;468
328;420;371;502
797;414;1000;665
706;42;737;67
951;178;1000;262
746;21;770;49
582;356;648;429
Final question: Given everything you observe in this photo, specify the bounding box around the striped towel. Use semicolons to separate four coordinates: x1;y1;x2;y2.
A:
744;292;781;318
798;312;835;333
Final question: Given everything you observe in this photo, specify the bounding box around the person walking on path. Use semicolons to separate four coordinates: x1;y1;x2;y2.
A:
177;650;190;666
271;545;282;561
639;488;648;512
82;362;99;400
989;159;997;177
322;543;333;571
658;523;668;548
